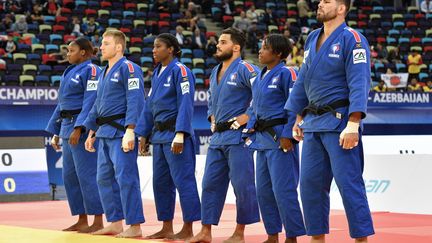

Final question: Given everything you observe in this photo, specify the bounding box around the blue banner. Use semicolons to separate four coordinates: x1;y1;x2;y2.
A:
368;92;432;108
0;171;50;195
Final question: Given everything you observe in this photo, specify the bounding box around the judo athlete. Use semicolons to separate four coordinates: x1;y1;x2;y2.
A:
284;1;374;242
243;34;305;243
136;33;201;240
190;27;260;243
46;37;104;233
83;30;145;238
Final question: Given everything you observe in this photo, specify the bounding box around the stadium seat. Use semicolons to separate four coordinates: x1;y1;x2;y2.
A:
19;75;35;86
192;68;205;79
52;25;66;35
35;75;50;86
50;34;63;45
396;63;407;73
39;24;52;34
7;64;23;75
38;65;52;76
137;3;148;12
4;75;20;86
193;49;205;59
193;58;205;69
13;53;26;65
123;11;134;19
51;75;62;86
27;54;41;65
43;15;55;25
23;64;38;76
140;57;153;68
45;44;59;54
99;9;110;19
181;49;193;59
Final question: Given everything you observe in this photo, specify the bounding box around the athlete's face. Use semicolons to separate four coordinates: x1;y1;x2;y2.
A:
100;35;119;61
153;38;173;64
317;0;340;23
258;40;279;65
215;34;235;61
67;43;84;65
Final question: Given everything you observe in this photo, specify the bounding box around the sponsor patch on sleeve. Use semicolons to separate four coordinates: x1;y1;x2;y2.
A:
128;78;140;90
180;81;190;95
86;80;98;91
353;49;367;64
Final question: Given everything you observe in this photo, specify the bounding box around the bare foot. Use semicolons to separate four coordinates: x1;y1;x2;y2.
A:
167;229;193;240
189;228;212;243
92;222;123;235
145;228;174;239
62;222;89;231
284;237;297;243
78;223;104;233
263;234;279;243
116;225;142;238
223;234;245;243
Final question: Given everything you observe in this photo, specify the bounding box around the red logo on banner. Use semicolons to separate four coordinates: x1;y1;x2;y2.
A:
390;76;401;86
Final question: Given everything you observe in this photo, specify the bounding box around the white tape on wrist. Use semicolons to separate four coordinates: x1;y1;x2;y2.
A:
51;135;59;145
122;128;135;150
345;121;360;133
172;133;184;144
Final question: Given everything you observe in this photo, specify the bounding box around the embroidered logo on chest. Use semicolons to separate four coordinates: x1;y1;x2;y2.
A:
268;76;279;89
329;43;340;58
71;74;80;83
111;72;119;82
227;73;237;86
303;49;310;63
164;75;172;87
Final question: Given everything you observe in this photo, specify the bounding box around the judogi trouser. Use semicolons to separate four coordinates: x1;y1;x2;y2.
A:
62;137;103;216
96;137;145;225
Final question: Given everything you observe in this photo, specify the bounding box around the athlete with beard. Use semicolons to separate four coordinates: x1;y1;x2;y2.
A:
189;27;260;243
284;0;374;242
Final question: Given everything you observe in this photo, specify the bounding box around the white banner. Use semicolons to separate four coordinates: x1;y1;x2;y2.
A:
380;73;409;88
0;149;47;172
330;154;432;214
138;136;432;214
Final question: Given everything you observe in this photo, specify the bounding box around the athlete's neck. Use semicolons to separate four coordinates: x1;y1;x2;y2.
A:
266;59;281;71
161;56;174;67
323;17;345;38
107;54;123;69
222;53;241;70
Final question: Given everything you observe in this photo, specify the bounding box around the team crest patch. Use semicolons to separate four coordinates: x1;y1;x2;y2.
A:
71;74;80;83
303;49;310;63
128;78;139;90
86;80;98;91
111;72;119;82
164;76;172;87
353;49;367;64
268;76;279;88
227;73;237;86
180;81;190;94
329;43;340;58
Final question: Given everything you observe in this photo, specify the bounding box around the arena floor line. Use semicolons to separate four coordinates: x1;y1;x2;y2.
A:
1;200;432;242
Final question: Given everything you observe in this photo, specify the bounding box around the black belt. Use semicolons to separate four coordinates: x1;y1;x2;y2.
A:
96;113;126;132
60;109;81;119
254;118;287;141
215;120;245;133
154;118;176;132
301;99;349;119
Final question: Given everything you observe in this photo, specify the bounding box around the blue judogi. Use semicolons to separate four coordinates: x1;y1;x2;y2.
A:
245;63;305;237
46;60;103;216
84;57;145;225
202;57;260;225
285;23;374;238
135;59;200;223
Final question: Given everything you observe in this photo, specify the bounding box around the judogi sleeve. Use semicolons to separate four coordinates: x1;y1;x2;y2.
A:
83;101;98;131
344;32;371;119
238;63;259;118
135;99;153;137
207;69;215;122
174;65;195;136
123;63;145;127
46;104;61;135
75;66;100;129
281;68;298;139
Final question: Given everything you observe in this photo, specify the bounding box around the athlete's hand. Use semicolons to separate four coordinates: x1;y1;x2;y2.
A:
229;114;249;130
171;132;184;154
69;127;81;146
122;128;135;152
279;137;294;152
85;130;96;152
292;115;304;141
138;136;150;156
51;135;60;151
339;121;359;150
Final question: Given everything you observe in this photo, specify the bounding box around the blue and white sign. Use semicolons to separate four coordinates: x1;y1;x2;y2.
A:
0;149;50;195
